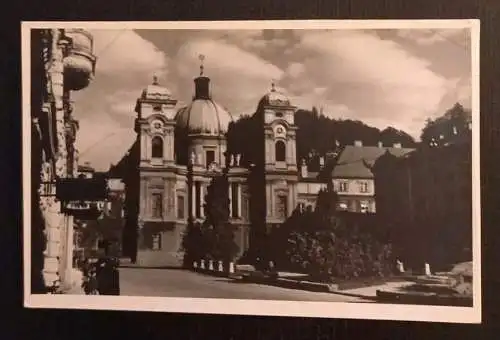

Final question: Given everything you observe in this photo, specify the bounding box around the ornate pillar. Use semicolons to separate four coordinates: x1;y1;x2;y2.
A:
228;182;233;215
237;183;242;217
200;183;205;218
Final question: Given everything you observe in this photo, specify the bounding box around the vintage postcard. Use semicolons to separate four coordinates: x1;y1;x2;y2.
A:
22;19;481;323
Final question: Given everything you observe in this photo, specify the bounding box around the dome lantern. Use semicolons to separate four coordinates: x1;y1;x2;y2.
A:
194;54;210;100
175;55;233;136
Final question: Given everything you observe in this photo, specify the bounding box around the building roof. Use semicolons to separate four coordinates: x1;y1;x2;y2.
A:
332;145;414;179
140;76;173;101
259;83;292;108
175;99;234;136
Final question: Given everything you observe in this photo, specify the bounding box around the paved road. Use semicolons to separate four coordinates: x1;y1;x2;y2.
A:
119;267;369;302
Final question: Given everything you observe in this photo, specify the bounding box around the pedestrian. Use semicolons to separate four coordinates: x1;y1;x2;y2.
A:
95;240;120;295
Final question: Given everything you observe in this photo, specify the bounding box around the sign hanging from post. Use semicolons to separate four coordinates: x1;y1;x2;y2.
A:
56;176;108;202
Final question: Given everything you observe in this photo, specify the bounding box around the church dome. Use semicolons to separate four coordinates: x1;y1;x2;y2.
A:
259;82;291;107
176;99;233;136
140;76;173;101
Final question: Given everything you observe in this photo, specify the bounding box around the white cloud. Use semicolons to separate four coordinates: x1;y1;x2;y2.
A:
286;62;306;78
286;30;453;137
91;29;168;79
172;38;284;115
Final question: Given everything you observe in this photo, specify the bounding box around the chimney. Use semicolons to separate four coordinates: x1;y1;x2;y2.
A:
377;141;383;148
300;159;308;178
354;140;363;147
393;142;402;148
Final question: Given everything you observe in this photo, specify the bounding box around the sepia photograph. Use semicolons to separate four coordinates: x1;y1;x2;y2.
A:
22;20;480;323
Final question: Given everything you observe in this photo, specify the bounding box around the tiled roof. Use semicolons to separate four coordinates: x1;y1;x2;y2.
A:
332;145;414;179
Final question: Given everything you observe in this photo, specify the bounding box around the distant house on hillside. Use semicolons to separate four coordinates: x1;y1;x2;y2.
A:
330;141;415;213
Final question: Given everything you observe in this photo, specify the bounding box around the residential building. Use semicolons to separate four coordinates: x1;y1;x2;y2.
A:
330;141;414;213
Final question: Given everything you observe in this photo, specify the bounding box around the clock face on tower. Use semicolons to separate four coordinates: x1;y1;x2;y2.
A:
274;124;286;138
151;120;163;132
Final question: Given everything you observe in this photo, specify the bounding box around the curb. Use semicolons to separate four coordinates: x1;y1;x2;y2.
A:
376;289;473;306
231;274;377;300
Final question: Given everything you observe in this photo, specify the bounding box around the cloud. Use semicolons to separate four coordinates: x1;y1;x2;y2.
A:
71;29;169;171
91;29;168;79
171;38;284;115
284;30;455;137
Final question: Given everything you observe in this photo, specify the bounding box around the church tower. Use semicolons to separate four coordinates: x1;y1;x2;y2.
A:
251;81;299;238
135;75;178;167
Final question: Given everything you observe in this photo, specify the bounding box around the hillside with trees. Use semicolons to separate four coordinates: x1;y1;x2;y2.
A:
227;106;417;164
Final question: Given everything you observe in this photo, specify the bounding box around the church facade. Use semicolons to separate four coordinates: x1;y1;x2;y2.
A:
113;59;326;267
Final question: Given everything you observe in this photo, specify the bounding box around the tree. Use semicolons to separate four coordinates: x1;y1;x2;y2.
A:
181;222;205;267
203;173;239;262
420;103;472;147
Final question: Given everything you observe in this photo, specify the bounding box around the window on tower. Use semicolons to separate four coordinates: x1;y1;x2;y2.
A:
151;193;163;218
277;195;288;219
177;195;185;219
275;140;286;162
151;136;163;159
231;182;239;218
206;150;215;168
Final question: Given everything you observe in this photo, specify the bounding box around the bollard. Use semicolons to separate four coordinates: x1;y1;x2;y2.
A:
218;260;223;272
200;259;205;270
425;263;431;276
229;262;235;274
396;260;405;273
209;260;214;271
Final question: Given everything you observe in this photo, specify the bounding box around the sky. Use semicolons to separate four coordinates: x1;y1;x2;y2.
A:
70;27;472;171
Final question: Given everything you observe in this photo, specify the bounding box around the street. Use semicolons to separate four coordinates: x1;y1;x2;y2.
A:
119;267;369;302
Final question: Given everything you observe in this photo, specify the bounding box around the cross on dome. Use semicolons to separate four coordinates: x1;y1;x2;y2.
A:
199;54;205;76
152;74;159;85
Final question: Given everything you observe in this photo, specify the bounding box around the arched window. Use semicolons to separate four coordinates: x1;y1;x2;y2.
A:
275;140;286;162
151;136;163;159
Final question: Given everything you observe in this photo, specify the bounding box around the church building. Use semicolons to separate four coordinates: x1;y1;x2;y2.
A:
112;57;326;267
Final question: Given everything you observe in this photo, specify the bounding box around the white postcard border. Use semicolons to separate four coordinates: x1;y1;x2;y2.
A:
22;19;481;324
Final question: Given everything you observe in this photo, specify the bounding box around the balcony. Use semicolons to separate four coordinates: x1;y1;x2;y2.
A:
63;29;97;91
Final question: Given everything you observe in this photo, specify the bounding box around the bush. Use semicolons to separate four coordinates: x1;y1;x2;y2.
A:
285;228;394;282
270;188;396;282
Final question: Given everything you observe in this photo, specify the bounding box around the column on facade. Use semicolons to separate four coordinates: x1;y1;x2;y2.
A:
141;132;147;160
228;181;233;216
200;183;205;218
266;183;272;218
140;178;147;217
191;181;196;217
237;183;242;217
